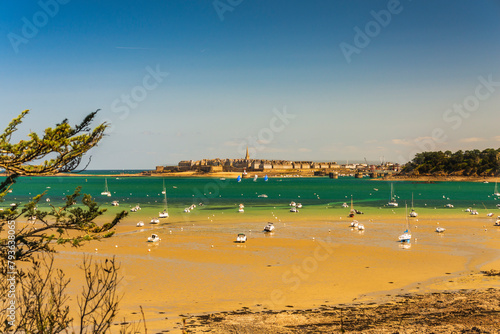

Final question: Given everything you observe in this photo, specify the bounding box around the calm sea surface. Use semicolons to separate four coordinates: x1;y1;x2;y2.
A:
3;172;499;217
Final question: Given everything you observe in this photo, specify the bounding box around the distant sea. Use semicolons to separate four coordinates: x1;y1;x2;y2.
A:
3;172;499;216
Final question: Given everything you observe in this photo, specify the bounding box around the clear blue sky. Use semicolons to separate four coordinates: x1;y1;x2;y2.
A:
1;0;500;169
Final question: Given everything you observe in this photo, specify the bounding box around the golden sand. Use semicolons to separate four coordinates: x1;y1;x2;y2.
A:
46;212;500;332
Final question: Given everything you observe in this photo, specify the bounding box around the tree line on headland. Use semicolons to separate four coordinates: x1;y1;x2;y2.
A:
400;148;500;177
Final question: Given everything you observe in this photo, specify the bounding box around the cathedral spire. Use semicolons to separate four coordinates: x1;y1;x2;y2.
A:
245;146;250;160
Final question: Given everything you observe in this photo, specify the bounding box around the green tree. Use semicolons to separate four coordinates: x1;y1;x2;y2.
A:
0;110;130;333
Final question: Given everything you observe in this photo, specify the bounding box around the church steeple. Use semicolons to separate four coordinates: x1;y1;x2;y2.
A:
245;146;250;160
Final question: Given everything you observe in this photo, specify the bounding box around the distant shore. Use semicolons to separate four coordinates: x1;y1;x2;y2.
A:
380;174;500;183
2;171;499;182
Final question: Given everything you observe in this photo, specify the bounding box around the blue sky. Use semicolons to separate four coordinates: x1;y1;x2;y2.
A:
1;0;500;169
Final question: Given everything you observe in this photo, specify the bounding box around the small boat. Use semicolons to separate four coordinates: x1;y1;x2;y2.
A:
289;201;296;207
435;227;446;233
236;233;247;243
184;208;191;213
147;234;161;242
471;210;479;215
111;201;119;206
494;220;500;226
264;175;268;182
349;196;355;218
296;203;303;209
398;205;411;243
264;222;275;232
253;175;258;182
101;178;111;196
342;202;349;208
445;203;454;208
289;207;298;213
258;194;268;198
161;179;166;195
136;221;144;227
493;182;500;197
159;191;169;218
236;175;241;182
357;224;365;231
387;183;398;207
409;193;417;217
350;220;359;228
487;212;494;217
238;207;244;213
399;230;411;243
130;205;141;212
150;218;160;224
46;198;51;202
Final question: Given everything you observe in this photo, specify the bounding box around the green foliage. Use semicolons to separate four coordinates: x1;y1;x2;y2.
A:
0;111;127;262
0;109;106;195
0;187;127;262
0;110;131;333
401;148;500;176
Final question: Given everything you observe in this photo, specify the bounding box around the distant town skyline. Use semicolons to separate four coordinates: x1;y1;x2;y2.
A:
2;1;500;169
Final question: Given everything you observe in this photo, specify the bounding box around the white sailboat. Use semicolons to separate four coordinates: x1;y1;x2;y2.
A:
493;182;500;197
409;193;418;217
159;191;169;218
349;195;355;217
253;175;258;182
161;179;166;195
387;183;398;207
101;178;111;196
398;204;411;243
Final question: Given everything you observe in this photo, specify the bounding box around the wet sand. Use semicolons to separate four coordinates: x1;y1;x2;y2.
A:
186;288;500;333
46;209;500;333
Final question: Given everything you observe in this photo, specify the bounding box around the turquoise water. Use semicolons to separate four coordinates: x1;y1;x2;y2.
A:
2;174;499;212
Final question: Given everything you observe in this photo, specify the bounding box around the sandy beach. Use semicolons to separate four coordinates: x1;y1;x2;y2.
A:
40;206;500;333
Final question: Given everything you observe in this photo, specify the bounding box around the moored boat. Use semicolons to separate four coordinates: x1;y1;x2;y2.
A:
387;183;398;207
264;222;275;232
398;205;411;243
147;234;160;242
236;233;247;243
101;178;111;196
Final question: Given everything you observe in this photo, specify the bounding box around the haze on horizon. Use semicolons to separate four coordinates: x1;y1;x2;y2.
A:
2;1;500;169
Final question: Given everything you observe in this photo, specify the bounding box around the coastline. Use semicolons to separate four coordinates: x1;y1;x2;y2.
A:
3;171;498;182
380;174;500;183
